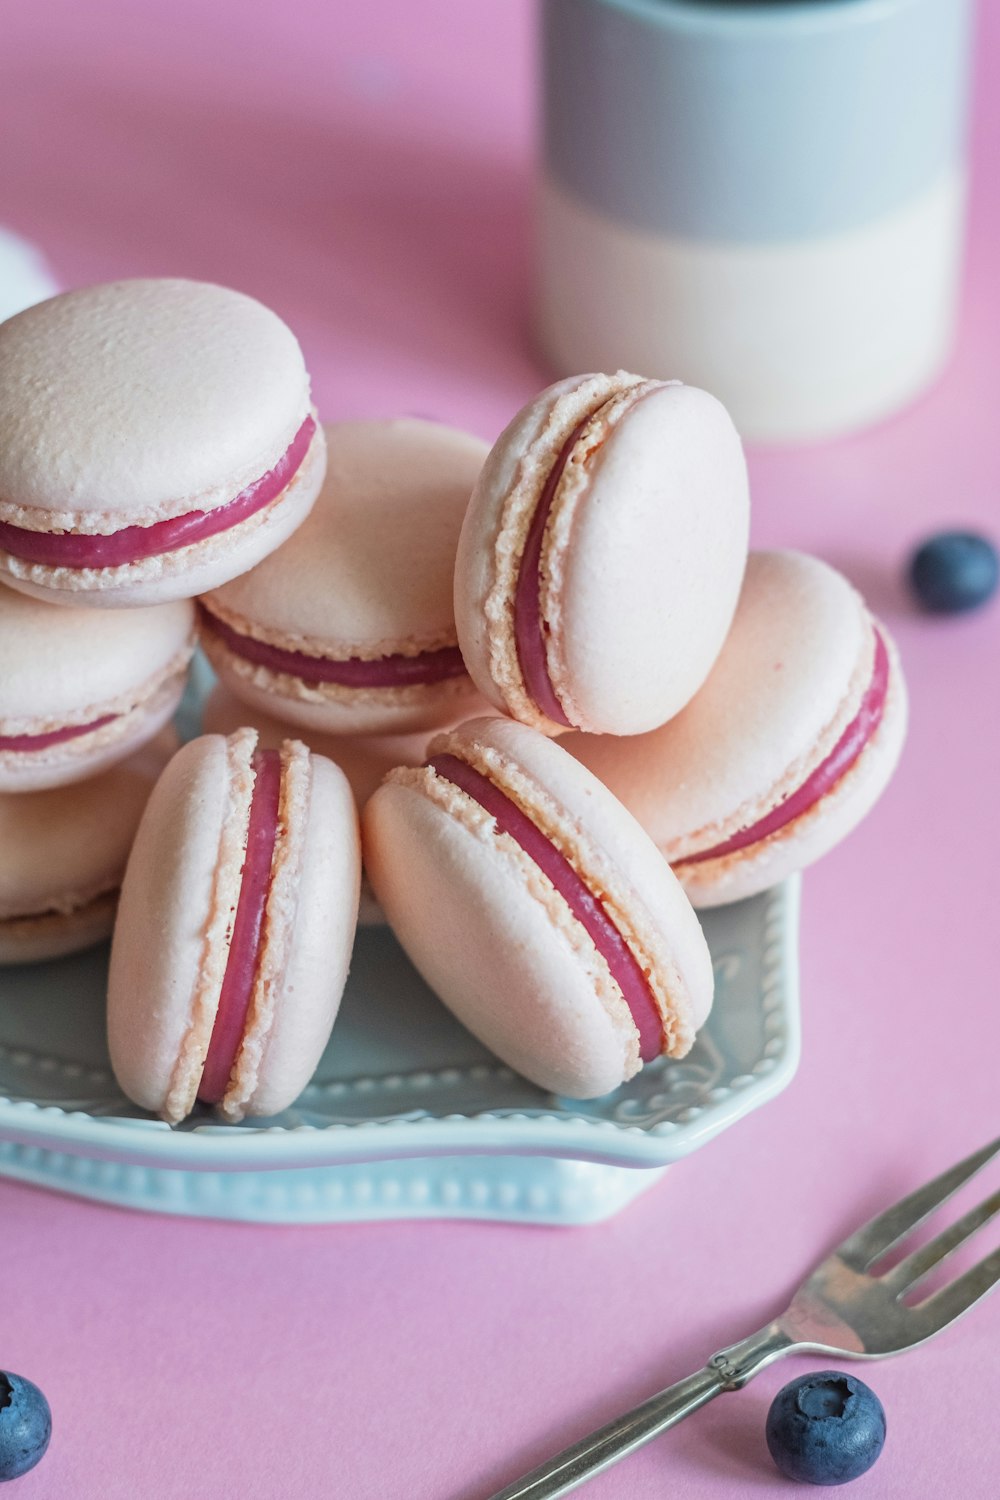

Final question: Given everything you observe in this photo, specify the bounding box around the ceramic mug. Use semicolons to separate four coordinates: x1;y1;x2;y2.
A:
536;0;974;441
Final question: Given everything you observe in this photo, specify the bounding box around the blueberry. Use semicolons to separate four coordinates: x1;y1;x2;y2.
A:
765;1370;885;1486
0;1372;51;1482
908;531;998;613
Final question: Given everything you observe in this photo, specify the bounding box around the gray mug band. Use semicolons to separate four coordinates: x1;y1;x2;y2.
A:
541;0;972;241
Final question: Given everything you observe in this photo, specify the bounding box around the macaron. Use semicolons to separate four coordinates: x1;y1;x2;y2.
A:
363;716;714;1098
198;419;489;734
0;280;326;607
108;728;361;1123
0;585;195;792
564;551;908;907
0;730;177;965
453;372;749;736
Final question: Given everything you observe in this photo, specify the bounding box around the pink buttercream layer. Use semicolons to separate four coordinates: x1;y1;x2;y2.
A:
0;712;117;752
199;603;469;689
682;627;891;867
198;748;281;1105
428;752;663;1065
0;416;316;569
512;415;593;729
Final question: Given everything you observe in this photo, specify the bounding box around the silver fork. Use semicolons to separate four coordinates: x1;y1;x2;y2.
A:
487;1136;1000;1500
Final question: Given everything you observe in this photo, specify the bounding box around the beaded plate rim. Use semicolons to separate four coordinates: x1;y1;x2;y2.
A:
0;878;800;1174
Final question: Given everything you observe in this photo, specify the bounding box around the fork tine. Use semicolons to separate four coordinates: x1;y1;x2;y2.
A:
837;1136;1000;1272
912;1244;1000;1335
883;1187;1000;1296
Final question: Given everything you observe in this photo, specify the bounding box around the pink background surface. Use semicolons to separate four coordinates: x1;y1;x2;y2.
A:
2;2;999;1496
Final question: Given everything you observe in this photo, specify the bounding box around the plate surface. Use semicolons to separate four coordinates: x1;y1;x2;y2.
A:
0;877;799;1222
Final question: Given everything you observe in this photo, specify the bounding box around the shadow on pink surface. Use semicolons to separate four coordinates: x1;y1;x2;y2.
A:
451;1289;788;1500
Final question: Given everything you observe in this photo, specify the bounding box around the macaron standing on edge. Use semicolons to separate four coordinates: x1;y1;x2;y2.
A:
199;419;489;735
363;717;714;1099
565;551;908;907
0;729;177;965
454;372;749;736
0;586;195;792
0;280;326;607
108;729;361;1123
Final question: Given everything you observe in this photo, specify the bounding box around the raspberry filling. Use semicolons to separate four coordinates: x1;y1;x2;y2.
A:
198;603;468;690
681;628;890;867
428;752;663;1064
512;414;594;729
0;415;316;570
0;713;118;753
198;748;282;1105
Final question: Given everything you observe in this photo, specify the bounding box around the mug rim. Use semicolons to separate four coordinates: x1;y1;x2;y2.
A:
587;0;928;40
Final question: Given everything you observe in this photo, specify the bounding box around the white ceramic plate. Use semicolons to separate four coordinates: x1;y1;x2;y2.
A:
0;877;800;1224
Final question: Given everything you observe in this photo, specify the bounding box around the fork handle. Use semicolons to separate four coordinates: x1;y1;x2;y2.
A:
484;1323;793;1500
485;1365;728;1500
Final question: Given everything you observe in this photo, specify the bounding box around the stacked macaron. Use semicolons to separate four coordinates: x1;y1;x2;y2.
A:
0;278;374;1123
0;585;196;958
198;417;490;736
1;281;908;1126
195;415;494;927
0;279;325;606
362;372;752;1092
188;370;752;1101
454;372;749;734
0;278;327;986
362;376;905;1096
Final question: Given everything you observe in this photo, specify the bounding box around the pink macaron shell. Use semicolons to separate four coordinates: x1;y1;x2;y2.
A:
454;375;749;736
364;778;638;1097
552;384;749;733
363;717;713;1098
199;419;489;734
0;586;195;791
108;736;234;1114
236;753;360;1117
0;728;178;965
0;282;311;519
565;552;908;907
0;280;323;607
